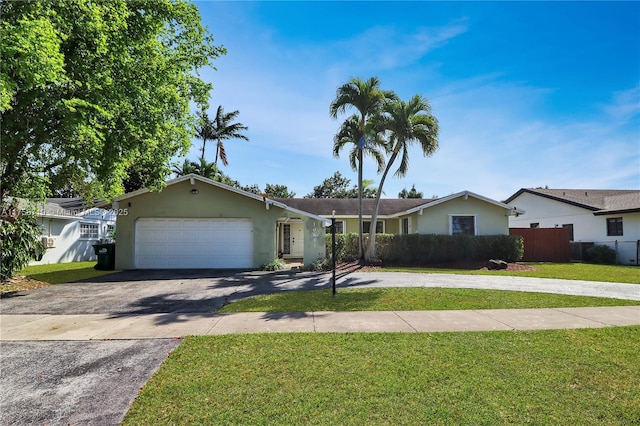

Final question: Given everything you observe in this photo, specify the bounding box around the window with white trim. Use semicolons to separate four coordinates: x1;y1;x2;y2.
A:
402;217;409;234
450;215;477;235
80;223;99;239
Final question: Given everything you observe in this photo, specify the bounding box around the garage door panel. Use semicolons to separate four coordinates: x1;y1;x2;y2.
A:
135;218;253;269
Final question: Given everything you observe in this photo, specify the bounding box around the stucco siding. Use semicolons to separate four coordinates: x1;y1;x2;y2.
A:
509;192;640;265
116;180;325;269
415;197;509;235
115;180;286;269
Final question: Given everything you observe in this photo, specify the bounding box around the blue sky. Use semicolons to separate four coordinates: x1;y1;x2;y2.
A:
188;1;640;201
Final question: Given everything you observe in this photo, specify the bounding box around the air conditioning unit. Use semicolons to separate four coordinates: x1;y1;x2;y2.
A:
41;236;55;248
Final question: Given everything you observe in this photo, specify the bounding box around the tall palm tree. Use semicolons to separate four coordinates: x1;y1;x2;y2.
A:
333;114;386;176
365;95;439;260
196;110;215;161
205;105;249;166
330;77;395;260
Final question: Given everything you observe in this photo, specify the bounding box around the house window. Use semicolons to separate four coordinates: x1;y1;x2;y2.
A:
325;220;344;234
363;220;384;234
402;218;409;234
80;223;99;239
606;217;623;236
530;223;539;228
450;216;476;235
562;224;574;241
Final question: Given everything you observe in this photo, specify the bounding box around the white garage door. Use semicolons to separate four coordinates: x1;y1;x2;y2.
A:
135;218;253;269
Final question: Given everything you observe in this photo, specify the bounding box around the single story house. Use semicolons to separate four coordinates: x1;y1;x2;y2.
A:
505;188;640;265
277;190;523;236
112;174;329;270
29;198;117;265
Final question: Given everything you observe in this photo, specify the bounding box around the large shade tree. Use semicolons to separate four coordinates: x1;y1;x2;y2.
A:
365;95;439;260
0;0;225;203
330;77;394;259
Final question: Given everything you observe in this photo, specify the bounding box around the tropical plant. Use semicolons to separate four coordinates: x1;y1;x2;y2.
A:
365;95;439;260
330;77;395;259
208;105;249;166
1;204;45;281
172;158;219;180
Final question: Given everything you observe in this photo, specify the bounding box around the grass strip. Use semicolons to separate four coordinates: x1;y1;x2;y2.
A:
123;327;640;425
218;288;639;313
382;263;640;284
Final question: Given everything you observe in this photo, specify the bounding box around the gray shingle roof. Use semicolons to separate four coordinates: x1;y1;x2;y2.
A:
505;188;640;214
274;198;434;216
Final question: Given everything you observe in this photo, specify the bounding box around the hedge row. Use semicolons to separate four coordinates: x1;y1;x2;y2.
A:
326;233;524;264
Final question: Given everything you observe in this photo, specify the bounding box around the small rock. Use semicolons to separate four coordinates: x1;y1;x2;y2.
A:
487;259;508;270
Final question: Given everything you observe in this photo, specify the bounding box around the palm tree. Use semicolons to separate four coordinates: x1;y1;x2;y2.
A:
333;114;386;175
208;105;249;167
330;77;395;260
172;158;219;180
196;110;215;161
365;95;439;260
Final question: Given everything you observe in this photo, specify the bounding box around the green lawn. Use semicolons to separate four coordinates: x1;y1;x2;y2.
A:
19;261;118;284
123;327;640;425
383;263;640;284
218;287;640;313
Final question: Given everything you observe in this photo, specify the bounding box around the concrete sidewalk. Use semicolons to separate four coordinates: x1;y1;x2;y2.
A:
2;306;639;340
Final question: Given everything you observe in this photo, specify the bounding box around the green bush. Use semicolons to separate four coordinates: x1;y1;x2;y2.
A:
325;233;524;265
261;258;285;271
1;208;46;281
586;244;616;265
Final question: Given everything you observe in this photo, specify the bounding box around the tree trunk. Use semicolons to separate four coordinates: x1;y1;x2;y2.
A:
358;146;364;260
365;148;399;261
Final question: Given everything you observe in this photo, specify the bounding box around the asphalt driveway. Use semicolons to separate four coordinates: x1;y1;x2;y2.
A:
1;269;638;425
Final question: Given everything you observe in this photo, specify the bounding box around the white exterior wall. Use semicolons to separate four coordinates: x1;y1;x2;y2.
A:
509;192;640;265
30;210;116;265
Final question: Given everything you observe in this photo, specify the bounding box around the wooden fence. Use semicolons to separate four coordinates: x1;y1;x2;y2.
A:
509;228;571;262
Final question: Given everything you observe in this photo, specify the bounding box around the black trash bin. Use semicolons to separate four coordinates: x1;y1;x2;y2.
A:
93;243;115;270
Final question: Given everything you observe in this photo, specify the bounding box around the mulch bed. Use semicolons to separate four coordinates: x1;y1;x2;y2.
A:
337;259;535;272
0;275;50;296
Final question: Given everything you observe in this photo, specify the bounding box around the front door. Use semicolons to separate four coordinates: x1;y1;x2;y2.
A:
282;222;304;257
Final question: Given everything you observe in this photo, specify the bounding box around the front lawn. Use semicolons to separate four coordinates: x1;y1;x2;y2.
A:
218;287;639;313
381;263;640;284
0;261;119;294
19;261;118;284
123;327;640;425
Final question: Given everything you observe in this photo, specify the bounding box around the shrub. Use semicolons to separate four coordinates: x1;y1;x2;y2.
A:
327;233;524;265
310;257;331;271
586;244;616;265
1;207;46;281
261;258;285;271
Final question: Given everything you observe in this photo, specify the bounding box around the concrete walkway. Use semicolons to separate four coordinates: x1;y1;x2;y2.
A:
2;306;639;340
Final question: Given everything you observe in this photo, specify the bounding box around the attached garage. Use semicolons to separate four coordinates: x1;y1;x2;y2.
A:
134;218;253;269
112;174;329;270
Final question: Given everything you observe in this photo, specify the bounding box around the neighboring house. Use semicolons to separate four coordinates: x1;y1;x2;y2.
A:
505;188;640;265
278;190;523;237
29;198;117;265
112;174;329;270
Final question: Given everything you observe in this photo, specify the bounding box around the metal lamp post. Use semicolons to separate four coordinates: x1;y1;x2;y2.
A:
331;210;336;297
